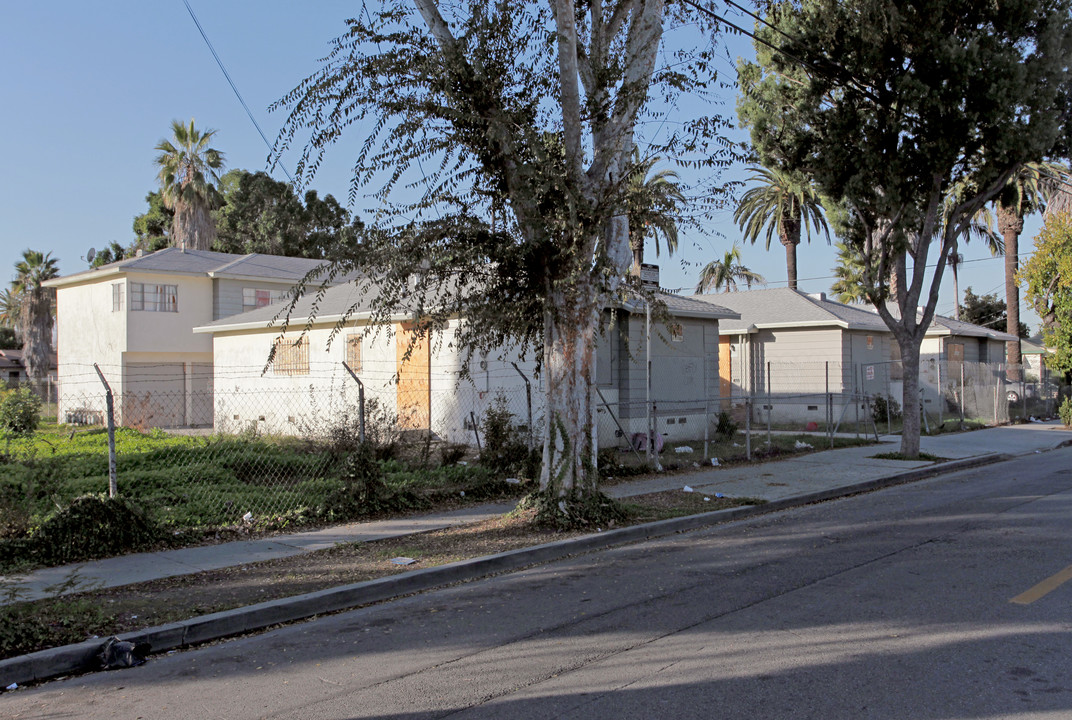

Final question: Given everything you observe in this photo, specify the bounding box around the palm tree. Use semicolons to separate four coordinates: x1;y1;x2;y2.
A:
830;242;868;304
695;244;766;293
0;287;21;335
155;119;225;251
995;161;1068;377
626;147;685;273
734;166;829;289
943;201;1002;320
12;250;59;384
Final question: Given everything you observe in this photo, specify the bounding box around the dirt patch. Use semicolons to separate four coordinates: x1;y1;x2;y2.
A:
1;492;756;661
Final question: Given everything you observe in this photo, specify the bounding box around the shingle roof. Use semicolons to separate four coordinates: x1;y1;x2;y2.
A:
695;288;888;333
198;286;738;334
693;287;1017;341
44;248;339;288
195;281;383;333
620;291;739;320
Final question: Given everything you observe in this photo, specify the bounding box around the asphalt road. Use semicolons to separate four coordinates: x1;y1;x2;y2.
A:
7;448;1072;720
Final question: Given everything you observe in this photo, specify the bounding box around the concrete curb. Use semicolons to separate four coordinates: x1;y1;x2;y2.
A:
0;451;1015;689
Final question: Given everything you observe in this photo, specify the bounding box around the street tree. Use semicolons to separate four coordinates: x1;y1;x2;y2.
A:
213;169;360;259
1020;211;1072;375
272;1;730;522
733;165;829;289
695;244;765;293
738;0;1072;457
155;119;225;251
11;250;59;384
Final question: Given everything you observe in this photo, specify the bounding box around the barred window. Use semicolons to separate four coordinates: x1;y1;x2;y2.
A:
112;283;124;312
243;287;285;312
345;333;362;372
273;336;309;376
130;282;178;312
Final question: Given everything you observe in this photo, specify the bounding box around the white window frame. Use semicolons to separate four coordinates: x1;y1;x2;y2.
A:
130;282;178;312
112;283;124;312
242;287;285;312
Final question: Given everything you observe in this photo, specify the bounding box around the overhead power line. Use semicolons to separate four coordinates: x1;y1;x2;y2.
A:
182;0;293;183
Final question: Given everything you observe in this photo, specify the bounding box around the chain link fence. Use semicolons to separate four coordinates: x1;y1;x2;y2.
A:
5;357;1066;533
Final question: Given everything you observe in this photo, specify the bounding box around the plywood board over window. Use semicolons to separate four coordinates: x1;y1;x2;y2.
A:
345;333;362;372
273;336;309;376
396;323;431;430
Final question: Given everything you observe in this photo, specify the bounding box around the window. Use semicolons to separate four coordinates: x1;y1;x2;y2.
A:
669;323;684;342
130;283;178;312
273;336;309;376
243;287;285;312
112;283;124;312
345;333;362;372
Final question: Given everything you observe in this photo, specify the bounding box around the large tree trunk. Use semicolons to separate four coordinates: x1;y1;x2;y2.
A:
539;283;601;502
999;206;1023;381
897;335;923;457
19;287;54;386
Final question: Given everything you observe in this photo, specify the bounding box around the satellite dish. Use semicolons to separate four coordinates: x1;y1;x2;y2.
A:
86;247;96;264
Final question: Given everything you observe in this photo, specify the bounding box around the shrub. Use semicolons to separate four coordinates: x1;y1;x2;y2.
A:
715;411;738;440
0;387;41;437
32;495;164;565
1059;397;1072;428
871;394;902;424
479;393;536;476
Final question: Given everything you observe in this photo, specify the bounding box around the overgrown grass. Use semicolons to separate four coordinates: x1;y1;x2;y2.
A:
0;422;523;572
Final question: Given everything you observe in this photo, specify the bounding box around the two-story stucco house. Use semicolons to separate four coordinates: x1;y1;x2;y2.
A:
45;248;341;427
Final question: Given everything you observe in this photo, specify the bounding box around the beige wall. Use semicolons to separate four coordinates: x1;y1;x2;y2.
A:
124;272;214;355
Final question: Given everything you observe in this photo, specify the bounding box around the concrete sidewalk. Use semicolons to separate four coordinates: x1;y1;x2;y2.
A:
6;422;1069;604
3;422;1071;690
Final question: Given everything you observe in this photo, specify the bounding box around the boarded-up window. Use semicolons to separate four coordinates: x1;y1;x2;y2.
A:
273;336;309;376
345;334;362;372
866;335;874;350
947;343;964;361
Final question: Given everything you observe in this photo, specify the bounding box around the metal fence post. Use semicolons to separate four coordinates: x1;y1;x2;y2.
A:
93;363;118;498
511;362;534;449
342;361;365;443
745;399;752;461
766;361;772;446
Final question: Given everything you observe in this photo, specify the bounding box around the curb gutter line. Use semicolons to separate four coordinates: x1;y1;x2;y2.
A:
0;451;1014;689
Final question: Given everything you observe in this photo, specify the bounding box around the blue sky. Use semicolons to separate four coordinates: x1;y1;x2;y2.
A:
0;1;1043;331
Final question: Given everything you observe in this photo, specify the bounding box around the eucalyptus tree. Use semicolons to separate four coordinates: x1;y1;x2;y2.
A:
738;0;1072;457
154;119;225;251
11;250;59;384
695;244;765;293
272;1;732;522
734;165;829;289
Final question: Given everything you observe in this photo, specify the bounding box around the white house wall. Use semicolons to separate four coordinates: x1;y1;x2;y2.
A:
54;278;126;424
209;320;543;444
